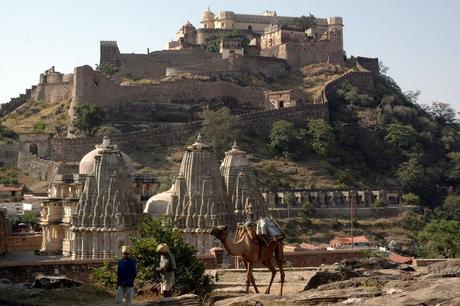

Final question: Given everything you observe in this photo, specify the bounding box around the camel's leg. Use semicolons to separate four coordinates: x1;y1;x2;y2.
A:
247;262;259;294
262;259;277;294
275;243;285;296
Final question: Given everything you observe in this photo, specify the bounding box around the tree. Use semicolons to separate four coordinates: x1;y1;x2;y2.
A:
427;102;457;124
396;155;424;190
436;195;460;221
203;30;252;53
447;152;460;181
93;215;213;298
269;120;300;159
337;82;373;106
200;107;241;159
73;104;106;137
403;192;420;206
307;119;335;156
96;63;119;77
32;121;46;133
293;14;316;30
417;219;460;258
385;123;417;150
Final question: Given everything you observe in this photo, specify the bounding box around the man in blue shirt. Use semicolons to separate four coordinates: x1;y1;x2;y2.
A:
116;246;137;305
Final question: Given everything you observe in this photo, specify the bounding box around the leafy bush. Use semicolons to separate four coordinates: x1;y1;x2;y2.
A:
269;120;303;160
32;121;46;132
200;107;241;159
337;82;374;107
306;119;335;157
292;14;316;30
0;124;17;139
74;104;106;137
403;193;420;206
130;215;213;298
203;30;252;53
417;219;460;258
373;198;386;208
92;260;117;289
96;63;119;77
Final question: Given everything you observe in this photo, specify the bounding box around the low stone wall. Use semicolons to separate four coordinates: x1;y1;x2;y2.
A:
0;143;18;166
413;258;449;267
283;249;365;267
0;259;112;283
269;206;417;219
7;234;42;252
17;152;60;181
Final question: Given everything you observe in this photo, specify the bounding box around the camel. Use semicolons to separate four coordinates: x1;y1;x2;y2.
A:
210;225;285;296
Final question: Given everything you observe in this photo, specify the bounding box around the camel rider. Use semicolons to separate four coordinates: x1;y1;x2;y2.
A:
156;243;176;297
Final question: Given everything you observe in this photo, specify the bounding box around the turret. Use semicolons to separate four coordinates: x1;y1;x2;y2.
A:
201;7;215;29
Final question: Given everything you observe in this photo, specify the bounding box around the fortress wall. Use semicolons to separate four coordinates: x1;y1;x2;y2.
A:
165;55;288;79
260;40;344;69
117;48;221;79
356;57;380;75
316;71;375;103
0;87;35;117
53;104;328;162
0;143;18;166
17;152;59;181
70;65;266;117
40;82;73;104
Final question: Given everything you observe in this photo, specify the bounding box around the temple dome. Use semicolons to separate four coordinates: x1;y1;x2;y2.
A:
79;136;134;175
144;186;174;217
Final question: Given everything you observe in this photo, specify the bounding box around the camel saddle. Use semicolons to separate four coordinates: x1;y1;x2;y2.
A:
238;217;285;246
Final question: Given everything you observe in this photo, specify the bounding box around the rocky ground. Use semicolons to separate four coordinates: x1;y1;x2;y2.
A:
209;259;460;306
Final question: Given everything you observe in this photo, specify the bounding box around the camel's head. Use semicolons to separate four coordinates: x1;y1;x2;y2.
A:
210;225;228;241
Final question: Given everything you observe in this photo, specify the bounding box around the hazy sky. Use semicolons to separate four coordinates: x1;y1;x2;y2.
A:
1;0;459;111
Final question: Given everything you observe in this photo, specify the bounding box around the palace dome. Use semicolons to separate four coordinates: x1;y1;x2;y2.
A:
79;136;134;175
202;8;215;21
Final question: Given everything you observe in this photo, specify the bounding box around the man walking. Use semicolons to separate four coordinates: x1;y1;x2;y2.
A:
116;246;137;305
156;243;176;297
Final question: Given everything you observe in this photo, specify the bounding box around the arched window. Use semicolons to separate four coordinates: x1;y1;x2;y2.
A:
278;101;284;109
29;143;38;155
247;25;252;31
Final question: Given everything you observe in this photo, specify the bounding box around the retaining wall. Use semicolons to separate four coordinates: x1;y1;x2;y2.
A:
17;152;60;181
269;206;417;219
0;143;18;166
52;104;328;162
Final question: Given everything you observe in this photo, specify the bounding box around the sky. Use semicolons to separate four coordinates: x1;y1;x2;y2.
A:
0;0;459;111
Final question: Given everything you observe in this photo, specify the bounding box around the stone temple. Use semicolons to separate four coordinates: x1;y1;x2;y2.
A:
40;137;149;258
145;135;268;254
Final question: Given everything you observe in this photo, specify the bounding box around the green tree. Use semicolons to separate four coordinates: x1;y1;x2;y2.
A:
436;195;460;221
385;123;417;150
200;107;241;159
447;152;460;181
93;215;213;298
307;119;335;156
427;102;457;124
204;30;252;53
74;104;106;137
32;121;46;133
18;211;38;225
396;156;424;190
292;14;316;30
417;219;460;258
336;82;373;106
402;192;420;206
96;63;119;77
269;120;300;159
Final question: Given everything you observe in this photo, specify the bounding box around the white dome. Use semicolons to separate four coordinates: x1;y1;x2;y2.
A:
79;137;134;175
144;186;174;217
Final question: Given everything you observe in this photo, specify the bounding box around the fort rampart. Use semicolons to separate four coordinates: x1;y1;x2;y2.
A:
52;104;328;162
0;143;18;166
17;152;60;181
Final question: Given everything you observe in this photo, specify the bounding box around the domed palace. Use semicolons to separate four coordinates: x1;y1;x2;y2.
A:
39;137;158;258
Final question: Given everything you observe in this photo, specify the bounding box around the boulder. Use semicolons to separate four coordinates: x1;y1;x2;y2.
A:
341;257;399;270
32;275;82;289
303;263;361;290
142;294;201;306
427;259;460;278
